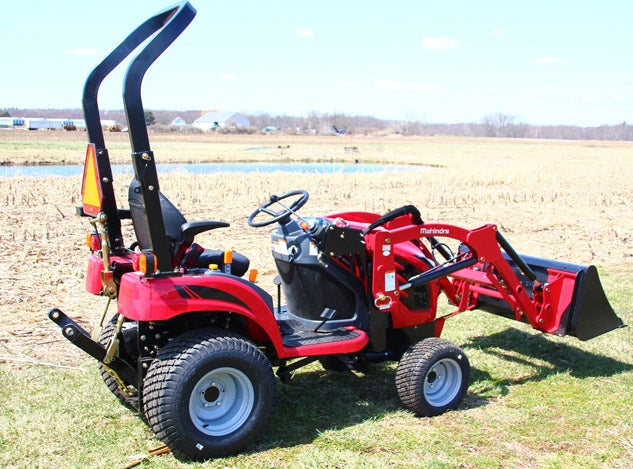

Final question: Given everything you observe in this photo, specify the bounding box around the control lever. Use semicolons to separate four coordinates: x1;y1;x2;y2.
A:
314;308;338;333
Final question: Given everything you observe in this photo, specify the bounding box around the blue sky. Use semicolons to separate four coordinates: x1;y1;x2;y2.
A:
2;0;631;126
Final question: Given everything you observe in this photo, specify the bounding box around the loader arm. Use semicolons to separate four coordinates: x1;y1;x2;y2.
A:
364;222;623;340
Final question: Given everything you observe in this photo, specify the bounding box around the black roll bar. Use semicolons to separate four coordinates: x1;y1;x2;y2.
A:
81;2;196;270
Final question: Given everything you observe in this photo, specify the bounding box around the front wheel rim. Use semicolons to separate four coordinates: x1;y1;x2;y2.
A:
189;367;255;436
423;357;463;407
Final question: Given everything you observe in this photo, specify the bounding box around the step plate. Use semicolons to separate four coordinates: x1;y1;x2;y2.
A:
278;319;361;348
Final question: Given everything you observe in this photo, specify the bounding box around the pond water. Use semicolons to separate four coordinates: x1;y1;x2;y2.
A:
0;162;421;177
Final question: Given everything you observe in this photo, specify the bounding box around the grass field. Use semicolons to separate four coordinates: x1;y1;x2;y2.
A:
0;130;631;468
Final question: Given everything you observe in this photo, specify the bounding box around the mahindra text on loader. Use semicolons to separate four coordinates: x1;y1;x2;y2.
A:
48;1;625;461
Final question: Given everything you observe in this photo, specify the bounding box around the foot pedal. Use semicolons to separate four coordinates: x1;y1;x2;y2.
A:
314;308;338;333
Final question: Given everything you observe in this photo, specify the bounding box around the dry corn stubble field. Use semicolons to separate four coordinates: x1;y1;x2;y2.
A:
0;130;631;365
1;130;633;467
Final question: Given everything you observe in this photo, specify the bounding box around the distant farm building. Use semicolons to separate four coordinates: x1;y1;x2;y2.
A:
0;117;25;128
26;118;63;130
171;117;187;126
0;117;100;130
192;112;251;131
1;117;117;131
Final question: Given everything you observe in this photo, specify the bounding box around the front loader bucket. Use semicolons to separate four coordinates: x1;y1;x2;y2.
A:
476;254;625;341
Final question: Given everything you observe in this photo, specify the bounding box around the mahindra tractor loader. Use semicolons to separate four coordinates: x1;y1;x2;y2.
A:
48;2;625;461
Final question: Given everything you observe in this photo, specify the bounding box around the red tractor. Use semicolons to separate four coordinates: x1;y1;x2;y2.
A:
49;2;624;461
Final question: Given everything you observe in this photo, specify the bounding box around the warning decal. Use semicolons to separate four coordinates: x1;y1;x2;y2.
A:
385;270;396;292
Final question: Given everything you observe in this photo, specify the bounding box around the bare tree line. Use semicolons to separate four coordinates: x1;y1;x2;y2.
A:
4;108;633;141
244;112;633;141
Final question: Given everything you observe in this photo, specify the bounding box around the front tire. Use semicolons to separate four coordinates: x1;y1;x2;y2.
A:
142;328;276;461
395;337;470;417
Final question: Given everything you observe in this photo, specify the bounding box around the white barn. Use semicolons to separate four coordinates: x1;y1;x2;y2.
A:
192;112;250;131
0;117;25;128
25;118;63;130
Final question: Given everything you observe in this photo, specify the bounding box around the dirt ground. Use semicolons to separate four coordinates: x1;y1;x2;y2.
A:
1;132;631;366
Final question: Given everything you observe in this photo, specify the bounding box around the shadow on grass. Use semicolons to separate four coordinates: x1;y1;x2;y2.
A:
252;327;632;453
254;362;401;452
464;326;633;400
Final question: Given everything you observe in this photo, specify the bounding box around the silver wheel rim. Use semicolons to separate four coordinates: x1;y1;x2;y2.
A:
189;367;255;436
423;357;462;407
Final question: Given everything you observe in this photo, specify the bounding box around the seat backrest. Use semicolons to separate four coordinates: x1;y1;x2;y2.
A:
128;178;187;255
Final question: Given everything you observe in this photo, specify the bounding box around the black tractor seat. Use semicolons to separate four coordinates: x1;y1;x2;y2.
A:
128;178;249;276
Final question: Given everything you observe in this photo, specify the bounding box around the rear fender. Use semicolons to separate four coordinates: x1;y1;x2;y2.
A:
117;271;285;349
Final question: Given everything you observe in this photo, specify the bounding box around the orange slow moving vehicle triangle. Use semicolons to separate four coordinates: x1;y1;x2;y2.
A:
81;143;103;216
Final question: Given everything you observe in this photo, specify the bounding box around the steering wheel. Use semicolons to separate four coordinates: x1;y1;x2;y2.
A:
247;190;309;227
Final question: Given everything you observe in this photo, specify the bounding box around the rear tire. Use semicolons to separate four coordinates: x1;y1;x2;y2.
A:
395;337;470;416
142;328;276;461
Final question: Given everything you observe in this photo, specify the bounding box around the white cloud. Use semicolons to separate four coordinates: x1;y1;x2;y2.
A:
375;80;440;91
568;93;598;104
534;56;566;65
491;28;508;40
338;80;360;88
297;28;315;39
422;36;459;50
220;73;236;82
64;48;100;56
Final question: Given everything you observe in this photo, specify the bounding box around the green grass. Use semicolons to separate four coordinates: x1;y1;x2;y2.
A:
2;279;631;468
1;132;631;467
0;363;150;468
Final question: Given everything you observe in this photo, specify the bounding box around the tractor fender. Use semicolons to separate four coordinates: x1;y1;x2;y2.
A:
117;271;285;351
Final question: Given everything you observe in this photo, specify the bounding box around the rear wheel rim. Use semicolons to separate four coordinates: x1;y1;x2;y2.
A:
189;367;255;436
423;358;463;407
